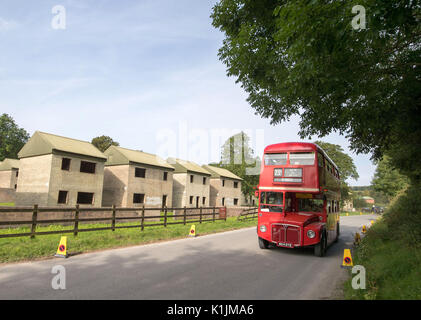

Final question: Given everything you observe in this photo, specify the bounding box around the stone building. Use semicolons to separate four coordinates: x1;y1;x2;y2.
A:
167;158;211;208
102;146;174;208
16;131;107;207
241;193;257;207
0;158;20;190
202;165;243;207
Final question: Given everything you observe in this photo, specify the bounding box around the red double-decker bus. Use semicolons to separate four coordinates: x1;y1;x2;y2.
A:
256;142;341;256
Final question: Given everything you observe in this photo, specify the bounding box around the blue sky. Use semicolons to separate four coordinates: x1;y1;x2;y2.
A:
0;0;375;185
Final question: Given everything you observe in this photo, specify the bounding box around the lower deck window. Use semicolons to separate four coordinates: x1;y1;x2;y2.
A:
298;198;324;212
77;192;94;204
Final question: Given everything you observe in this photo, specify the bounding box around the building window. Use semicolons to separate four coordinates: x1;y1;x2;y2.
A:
133;193;145;204
234;181;238;188
222;179;225;187
61;158;71;171
202;197;206;205
163;172;168;181
203;177;206;185
189;196;193;205
14;184;17;190
135;167;146;178
234;198;239;205
58;191;68;204
77;192;94;204
190;175;194;183
196;196;199;208
162;195;167;207
222;198;225;206
80;161;96;174
16;170;19;177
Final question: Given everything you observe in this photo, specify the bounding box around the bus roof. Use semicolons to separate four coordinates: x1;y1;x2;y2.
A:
263;142;339;171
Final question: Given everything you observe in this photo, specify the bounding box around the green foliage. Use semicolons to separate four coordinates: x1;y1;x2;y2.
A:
213;131;261;200
352;196;368;209
91;135;119;153
371;155;409;201
211;0;421;180
344;218;421;300
345;183;421;299
383;183;421;245
314;140;358;202
0;114;30;161
314;141;358;181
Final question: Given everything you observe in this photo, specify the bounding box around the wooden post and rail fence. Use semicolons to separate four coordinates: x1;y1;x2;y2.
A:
0;205;237;239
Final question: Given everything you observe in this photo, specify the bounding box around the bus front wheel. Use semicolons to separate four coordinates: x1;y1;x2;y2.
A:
258;237;270;249
314;232;327;257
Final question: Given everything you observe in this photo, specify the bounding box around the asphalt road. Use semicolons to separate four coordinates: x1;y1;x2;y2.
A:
0;214;377;300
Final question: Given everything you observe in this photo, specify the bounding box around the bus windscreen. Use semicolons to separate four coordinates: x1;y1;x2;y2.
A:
260;191;284;213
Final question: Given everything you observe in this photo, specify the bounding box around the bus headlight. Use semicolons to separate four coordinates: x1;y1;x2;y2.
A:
260;225;267;233
307;230;316;239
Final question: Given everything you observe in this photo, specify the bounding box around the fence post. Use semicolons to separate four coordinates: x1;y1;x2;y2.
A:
199;206;202;224
212;206;215;222
74;204;80;236
183;206;187;225
30;204;38;239
111;205;116;232
141;205;145;231
224;206;227;221
164;206;167;227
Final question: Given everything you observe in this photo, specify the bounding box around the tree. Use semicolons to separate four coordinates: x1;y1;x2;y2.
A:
314;140;359;201
91;135;119;153
371;156;409;201
214;131;261;202
0;114;30;161
211;1;421;182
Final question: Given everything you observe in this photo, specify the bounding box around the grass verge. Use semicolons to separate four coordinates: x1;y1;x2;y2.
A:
0;217;257;264
340;211;373;216
344;219;421;299
0;203;14;206
343;188;421;299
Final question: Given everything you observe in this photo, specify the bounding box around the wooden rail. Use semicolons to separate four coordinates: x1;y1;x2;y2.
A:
0;205;228;239
237;207;258;221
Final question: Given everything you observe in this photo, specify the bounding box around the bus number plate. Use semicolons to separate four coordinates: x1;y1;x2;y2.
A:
278;242;293;248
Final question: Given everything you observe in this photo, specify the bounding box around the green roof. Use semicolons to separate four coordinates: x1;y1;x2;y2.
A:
0;158;20;171
167;158;211;176
104;146;174;170
18;131;106;160
202;165;243;180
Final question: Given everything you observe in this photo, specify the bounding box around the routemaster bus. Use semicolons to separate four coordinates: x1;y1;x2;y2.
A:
256;142;341;256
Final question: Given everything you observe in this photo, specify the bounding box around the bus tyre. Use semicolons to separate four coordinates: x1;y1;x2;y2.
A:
314;231;326;257
258;237;270;249
334;223;340;243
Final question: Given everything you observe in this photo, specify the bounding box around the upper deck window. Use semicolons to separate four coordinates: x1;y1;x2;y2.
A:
317;153;324;167
265;153;287;166
289;152;315;165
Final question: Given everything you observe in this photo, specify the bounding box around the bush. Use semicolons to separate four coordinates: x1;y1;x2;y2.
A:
345;182;421;299
383;183;421;247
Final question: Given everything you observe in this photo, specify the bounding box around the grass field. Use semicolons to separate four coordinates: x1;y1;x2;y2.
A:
0;203;14;206
0;217;257;264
